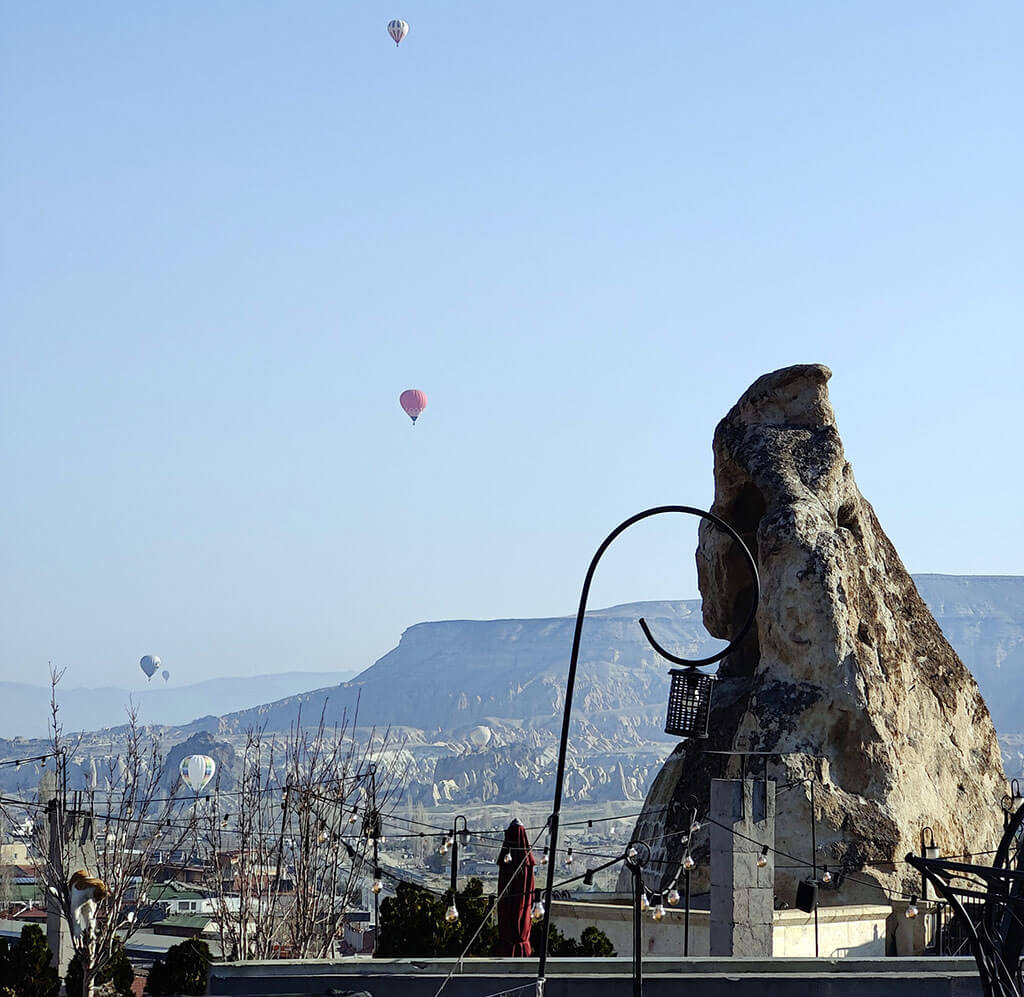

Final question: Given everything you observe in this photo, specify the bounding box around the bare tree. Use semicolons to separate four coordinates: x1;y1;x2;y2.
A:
197;704;406;960
0;667;199;997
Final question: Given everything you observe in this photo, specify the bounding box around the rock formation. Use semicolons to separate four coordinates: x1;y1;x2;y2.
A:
627;364;1007;906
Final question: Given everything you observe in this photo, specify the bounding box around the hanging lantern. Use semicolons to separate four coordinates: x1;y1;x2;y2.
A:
664;667;715;739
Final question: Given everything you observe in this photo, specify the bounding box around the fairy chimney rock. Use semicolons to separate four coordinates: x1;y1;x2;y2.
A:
629;363;1006;906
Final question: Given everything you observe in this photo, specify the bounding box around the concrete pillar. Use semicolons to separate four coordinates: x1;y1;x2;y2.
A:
46;800;74;978
709;777;775;957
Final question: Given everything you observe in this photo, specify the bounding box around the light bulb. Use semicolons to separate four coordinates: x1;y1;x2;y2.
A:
682;854;695;871
627;846;638;860
689;821;700;833
905;897;919;919
652;904;665;922
445;904;459;923
503;851;512;864
821;867;833;885
349;813;357;824
446;836;454;847
639;893;650;911
440;842;448;855
565;847;573;868
666;888;680;906
541;847;549;865
757;846;769;869
530;900;545;924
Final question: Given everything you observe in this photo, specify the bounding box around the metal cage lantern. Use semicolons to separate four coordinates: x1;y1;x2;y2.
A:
664;667;715;738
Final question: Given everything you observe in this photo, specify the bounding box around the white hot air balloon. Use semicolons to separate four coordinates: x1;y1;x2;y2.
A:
179;754;216;794
468;725;492;748
140;655;160;680
387;19;409;46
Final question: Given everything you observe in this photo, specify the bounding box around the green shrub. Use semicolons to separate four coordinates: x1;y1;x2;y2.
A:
376;877;498;957
530;921;616;956
0;925;60;997
64;937;133;997
146;936;211;996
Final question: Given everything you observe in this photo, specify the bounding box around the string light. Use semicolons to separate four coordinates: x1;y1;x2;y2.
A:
530;897;545;924
540;846;549;865
564;847;573;868
445;903;459;923
905;896;919;919
652;903;665;922
757;845;769;869
682;853;695;871
502;851;512;864
666;888;680;906
639;892;650;912
821;865;832;885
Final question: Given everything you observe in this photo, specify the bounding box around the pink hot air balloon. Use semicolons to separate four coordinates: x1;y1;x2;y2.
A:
400;389;428;424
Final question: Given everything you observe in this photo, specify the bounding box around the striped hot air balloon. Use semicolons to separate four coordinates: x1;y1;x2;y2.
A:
387;19;408;46
400;389;428;424
180;754;216;794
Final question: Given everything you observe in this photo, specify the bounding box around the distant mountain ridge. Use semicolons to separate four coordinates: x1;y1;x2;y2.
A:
1;577;1021;801
216;577;1024;741
2;577;1022;787
0;671;358;740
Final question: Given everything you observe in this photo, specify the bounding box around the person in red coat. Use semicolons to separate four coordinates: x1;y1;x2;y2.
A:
494;818;535;957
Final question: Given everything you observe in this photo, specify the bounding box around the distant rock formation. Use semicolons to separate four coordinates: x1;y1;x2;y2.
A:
627;364;1007;905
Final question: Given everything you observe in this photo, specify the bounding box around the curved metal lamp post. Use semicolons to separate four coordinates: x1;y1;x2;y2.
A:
907;798;1024;997
535;506;759;991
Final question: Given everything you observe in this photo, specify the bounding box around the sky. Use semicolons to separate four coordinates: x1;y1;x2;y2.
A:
2;3;1022;690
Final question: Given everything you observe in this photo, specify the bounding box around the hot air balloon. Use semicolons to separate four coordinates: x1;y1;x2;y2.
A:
140;655;160;681
161;670;170;682
468;725;492;748
387;19;408;46
400;389;427;424
180;754;216;794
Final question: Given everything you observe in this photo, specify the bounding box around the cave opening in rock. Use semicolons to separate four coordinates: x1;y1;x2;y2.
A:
723;482;765;678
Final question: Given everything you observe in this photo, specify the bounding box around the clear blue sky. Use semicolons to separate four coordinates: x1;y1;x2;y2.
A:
2;3;1021;689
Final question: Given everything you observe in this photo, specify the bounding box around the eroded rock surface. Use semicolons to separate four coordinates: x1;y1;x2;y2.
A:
627;364;1007;905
